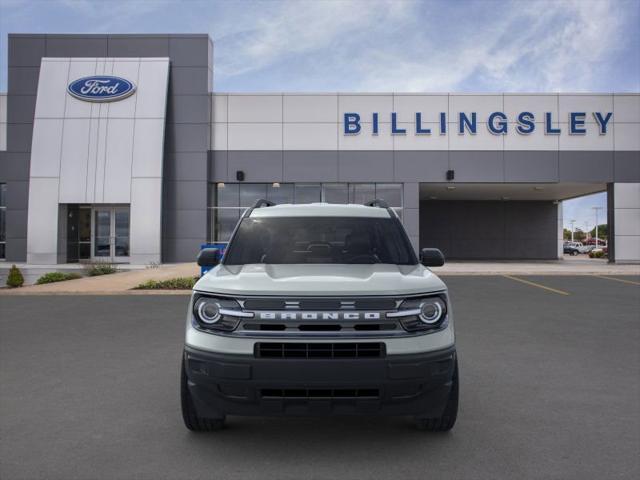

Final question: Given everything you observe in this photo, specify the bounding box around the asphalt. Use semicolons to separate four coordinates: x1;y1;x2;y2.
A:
1;275;639;480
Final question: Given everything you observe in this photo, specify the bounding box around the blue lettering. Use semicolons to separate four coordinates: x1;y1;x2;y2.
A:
440;112;447;134
416;112;431;134
391;112;406;134
570;112;586;134
487;112;508;135
372;112;379;135
344;113;361;134
459;112;476;134
545;112;560;135
516;111;535;134
593;112;612;134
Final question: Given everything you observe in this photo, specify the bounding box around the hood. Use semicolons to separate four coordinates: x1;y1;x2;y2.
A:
194;264;446;297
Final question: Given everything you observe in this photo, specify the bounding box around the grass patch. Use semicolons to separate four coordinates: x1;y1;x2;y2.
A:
84;263;119;276
133;276;198;290
36;272;82;285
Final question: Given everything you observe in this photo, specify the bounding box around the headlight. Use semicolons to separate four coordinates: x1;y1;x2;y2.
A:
388;294;448;332
192;294;252;331
419;298;445;324
195;297;221;324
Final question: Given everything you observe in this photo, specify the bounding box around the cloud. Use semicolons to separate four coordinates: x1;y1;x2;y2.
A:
212;0;638;92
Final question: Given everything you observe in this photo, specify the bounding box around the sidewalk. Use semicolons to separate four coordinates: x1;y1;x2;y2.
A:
0;263;198;295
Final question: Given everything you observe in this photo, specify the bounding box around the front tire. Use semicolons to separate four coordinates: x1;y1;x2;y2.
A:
181;357;225;432
415;359;459;432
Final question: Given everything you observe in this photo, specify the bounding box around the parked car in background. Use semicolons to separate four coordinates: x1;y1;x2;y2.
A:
564;244;581;256
580;244;596;254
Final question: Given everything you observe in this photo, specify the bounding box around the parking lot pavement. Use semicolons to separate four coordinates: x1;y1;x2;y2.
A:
1;276;639;480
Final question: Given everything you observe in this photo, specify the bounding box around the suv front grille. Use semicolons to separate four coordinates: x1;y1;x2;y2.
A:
243;298;398;311
260;388;380;399
255;342;385;359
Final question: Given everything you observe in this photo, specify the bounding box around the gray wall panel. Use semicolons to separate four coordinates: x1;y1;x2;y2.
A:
107;35;170;57
0;153;30;181
208;151;228;182
165;152;208;181
45;35;108;57
6;124;33;153
169;36;211;67
6;95;36;124
8;36;45;67
6;209;28;239
559;151;614;182
394;151;449;182
449;151;504;182
169;67;210;95
162;237;205;263
167;95;210;124
338;151;394;182
505;151;559;182
163;180;208;211
165;123;209;153
228;151;283;182
420;200;557;259
5;180;29;208
7;67;40;95
5;237;26;262
163;209;208;239
614;151;640;182
283;151;338;182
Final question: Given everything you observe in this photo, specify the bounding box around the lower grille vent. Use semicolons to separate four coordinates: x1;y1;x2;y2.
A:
261;388;380;399
256;342;385;359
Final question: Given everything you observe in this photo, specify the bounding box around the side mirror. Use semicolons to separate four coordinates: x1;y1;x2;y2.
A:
197;248;220;267
420;248;445;267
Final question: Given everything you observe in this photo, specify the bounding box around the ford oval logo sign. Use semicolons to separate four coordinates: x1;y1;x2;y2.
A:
67;76;136;102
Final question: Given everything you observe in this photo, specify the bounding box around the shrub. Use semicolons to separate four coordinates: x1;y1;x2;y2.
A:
6;265;24;288
589;250;606;259
134;276;198;290
84;263;118;276
36;272;82;285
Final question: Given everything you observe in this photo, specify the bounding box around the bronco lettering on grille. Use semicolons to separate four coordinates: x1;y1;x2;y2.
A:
256;312;382;320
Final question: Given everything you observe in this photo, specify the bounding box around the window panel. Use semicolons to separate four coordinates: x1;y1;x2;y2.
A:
240;184;268;207
211;208;242;242
267;183;294;204
349;183;375;205
294;184;321;204
214;183;239;207
323;183;348;204
0;183;6;207
375;184;402;207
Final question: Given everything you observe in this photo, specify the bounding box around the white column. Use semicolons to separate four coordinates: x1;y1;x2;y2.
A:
611;183;640;263
557;201;564;259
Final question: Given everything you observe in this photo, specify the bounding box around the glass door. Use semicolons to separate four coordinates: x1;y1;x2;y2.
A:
92;206;130;263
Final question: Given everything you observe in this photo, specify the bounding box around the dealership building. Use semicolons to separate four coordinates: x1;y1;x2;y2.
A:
0;33;638;265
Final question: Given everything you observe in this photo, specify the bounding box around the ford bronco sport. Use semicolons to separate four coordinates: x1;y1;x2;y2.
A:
181;199;458;431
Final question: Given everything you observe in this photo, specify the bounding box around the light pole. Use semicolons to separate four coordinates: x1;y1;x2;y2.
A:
570;219;576;242
592;206;603;248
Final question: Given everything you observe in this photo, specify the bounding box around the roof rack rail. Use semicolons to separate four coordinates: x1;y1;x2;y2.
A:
252;199;275;209
365;199;389;209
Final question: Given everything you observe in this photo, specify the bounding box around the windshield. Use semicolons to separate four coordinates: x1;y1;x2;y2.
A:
223;216;417;265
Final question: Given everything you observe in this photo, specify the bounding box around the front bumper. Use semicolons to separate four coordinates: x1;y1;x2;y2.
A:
184;345;456;417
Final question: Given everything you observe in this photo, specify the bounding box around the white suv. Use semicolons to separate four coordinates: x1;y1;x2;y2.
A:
181;200;458;431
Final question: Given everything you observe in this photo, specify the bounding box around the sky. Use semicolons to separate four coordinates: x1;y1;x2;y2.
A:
1;0;638;228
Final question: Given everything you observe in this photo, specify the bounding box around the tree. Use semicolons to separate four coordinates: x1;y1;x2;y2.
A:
589;224;607;239
573;228;586;242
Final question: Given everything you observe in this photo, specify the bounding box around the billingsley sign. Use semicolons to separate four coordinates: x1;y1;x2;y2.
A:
343;112;613;135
